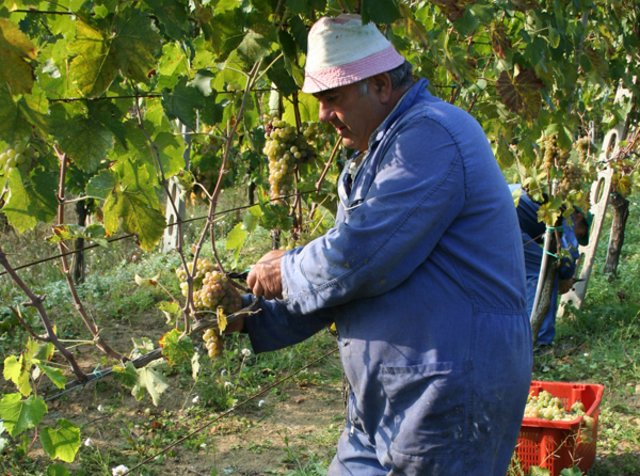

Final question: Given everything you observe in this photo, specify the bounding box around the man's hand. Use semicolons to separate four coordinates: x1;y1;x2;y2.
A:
558;279;575;295
247;250;286;300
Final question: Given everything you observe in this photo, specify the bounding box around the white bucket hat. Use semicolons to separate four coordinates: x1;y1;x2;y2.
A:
302;14;405;94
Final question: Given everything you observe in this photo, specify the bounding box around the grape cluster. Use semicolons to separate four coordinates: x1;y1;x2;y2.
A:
175;258;241;316
226;83;243;100
575;136;590;163
263;119;319;204
542;135;568;170
524;390;595;445
203;328;223;358
558;161;584;199
1;141;37;176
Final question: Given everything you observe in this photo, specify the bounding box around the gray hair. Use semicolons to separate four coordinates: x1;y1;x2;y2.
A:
357;60;414;96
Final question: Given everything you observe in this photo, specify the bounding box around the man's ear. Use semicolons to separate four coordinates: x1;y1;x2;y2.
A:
371;73;392;103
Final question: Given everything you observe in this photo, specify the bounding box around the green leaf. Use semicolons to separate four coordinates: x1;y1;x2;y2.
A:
242;210;260;233
3;355;31;396
225;222;247;250
162;77;207;130
37;364;67;390
0;393;47;437
144;0;189;41
86;170;117;199
40;419;81;463
362;0;401;24
46;224;107;247
0;19;37;95
286;0;326;15
159;328;194;367
33;342;55;362
68;21;117;96
156;301;181;325
453;7;479;35
112;9;162;84
266;56;299;97
53;117;115;174
3;168;58;232
529;467;551;476
132;363;169;406
559;467;582;476
46;464;71;476
237;30;271;65
0;84;32;144
103;160;166;250
112;361;139;389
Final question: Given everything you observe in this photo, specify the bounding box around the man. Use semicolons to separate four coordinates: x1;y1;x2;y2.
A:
231;14;533;475
511;185;591;346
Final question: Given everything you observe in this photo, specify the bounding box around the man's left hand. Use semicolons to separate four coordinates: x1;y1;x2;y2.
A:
247;250;286;300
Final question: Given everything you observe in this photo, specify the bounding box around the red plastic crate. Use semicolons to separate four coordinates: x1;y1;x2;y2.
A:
513;380;605;476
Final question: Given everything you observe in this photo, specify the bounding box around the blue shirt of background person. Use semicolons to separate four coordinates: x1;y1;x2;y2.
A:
509;184;590;345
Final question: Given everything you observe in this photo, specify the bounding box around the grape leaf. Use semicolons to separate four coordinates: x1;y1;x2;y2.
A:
496;69;545;119
86;170;117;199
159;328;194;367
112;9;162;83
156;300;181;325
46;224;108;247
103;160;166;250
0;84;32;144
3;168;58;232
161;77;207;130
529;467;551;476
40;419;81;463
68;21;117;97
225;222;247;250
144;0;189;41
491;22;511;59
132;363;169;406
53;117;115;174
0;393;47;437
37;364;67;390
0;19;37;95
46;464;71;476
112;361;139;388
559;467;583;476
237;30;271;65
205;9;244;62
3;354;31;397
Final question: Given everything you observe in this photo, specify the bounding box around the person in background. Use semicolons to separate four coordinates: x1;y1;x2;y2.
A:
229;14;533;475
510;184;591;346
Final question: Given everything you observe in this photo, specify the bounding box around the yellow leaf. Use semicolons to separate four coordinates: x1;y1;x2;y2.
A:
217;307;227;334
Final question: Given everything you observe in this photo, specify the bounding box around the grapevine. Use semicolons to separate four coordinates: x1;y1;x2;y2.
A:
263;119;320;205
524;390;595;445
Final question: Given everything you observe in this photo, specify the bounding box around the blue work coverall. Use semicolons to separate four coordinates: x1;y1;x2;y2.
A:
243;79;533;475
512;188;580;344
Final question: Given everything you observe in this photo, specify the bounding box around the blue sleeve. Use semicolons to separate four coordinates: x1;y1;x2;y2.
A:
280;117;465;315
241;295;334;353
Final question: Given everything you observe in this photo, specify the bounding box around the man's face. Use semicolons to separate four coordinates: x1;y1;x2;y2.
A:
313;81;390;151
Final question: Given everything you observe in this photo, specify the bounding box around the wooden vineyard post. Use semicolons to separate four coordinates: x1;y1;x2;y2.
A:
163;122;191;252
557;127;622;315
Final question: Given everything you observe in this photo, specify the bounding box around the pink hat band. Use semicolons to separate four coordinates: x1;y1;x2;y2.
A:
303;45;404;94
302;15;405;94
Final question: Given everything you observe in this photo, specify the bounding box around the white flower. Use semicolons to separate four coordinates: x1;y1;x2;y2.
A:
84;437;93;447
115;323;119;328
112;465;129;476
192;395;200;404
200;443;207;448
241;348;251;357
224;381;233;389
258;400;265;408
221;369;227;376
97;404;105;412
584;353;589;357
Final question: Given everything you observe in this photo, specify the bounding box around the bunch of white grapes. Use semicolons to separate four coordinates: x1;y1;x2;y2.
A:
263;119;319;204
1;141;37;176
524;390;595;445
202;328;223;358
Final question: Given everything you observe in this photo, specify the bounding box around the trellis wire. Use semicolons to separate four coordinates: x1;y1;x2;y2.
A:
0;189;321;278
120;346;339;476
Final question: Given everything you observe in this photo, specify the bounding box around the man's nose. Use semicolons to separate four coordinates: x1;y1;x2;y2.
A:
318;101;334;123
